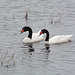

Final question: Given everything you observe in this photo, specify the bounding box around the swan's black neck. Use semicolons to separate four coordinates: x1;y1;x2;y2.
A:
28;28;32;39
41;29;49;41
22;26;32;39
45;31;49;41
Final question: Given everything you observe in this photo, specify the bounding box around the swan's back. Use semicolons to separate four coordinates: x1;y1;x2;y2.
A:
32;33;44;42
23;37;32;43
49;34;73;44
23;32;44;43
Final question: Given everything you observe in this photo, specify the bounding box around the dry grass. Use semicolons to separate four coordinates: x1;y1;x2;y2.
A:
0;50;15;67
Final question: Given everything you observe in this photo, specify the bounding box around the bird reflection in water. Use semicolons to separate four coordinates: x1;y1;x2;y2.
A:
45;44;50;52
21;43;35;52
27;43;35;52
41;44;50;59
44;44;50;59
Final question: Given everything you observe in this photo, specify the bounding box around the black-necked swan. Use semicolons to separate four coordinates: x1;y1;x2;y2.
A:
40;29;73;44
21;26;44;43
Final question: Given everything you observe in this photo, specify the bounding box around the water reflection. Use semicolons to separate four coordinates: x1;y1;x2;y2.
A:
45;44;50;52
44;49;50;59
27;43;35;52
41;44;50;59
21;43;35;52
45;44;50;50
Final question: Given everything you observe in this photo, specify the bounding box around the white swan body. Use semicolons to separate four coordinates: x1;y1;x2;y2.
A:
21;26;44;43
45;34;73;44
23;32;44;43
40;29;73;45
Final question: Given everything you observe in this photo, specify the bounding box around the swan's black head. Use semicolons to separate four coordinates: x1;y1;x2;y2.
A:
21;26;31;34
21;26;32;39
40;29;49;41
40;29;48;35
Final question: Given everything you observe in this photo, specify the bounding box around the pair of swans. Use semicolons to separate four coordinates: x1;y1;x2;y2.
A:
21;26;73;45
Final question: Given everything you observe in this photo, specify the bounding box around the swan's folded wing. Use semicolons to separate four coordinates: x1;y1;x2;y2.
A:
23;37;32;43
32;33;44;41
49;34;73;44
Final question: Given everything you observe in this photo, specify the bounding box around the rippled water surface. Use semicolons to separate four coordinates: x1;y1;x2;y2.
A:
0;0;75;75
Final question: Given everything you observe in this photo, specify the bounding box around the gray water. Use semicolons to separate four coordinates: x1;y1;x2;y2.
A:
0;0;75;75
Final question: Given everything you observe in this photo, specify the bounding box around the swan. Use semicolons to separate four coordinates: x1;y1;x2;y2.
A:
40;29;73;44
21;26;44;43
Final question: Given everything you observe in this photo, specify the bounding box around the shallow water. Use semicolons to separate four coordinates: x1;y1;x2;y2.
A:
0;0;75;75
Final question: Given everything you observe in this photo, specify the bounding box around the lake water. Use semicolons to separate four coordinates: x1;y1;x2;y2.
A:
0;0;75;75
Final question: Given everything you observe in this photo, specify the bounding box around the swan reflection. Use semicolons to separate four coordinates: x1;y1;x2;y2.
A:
27;43;35;52
41;44;50;59
45;44;50;52
21;43;35;52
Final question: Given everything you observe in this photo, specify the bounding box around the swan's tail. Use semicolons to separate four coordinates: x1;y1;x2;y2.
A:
69;34;73;38
67;34;73;41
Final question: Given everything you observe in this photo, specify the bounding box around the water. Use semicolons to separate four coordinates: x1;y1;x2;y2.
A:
0;0;75;75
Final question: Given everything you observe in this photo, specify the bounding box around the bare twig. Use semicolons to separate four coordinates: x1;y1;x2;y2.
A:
54;15;62;23
50;13;53;24
25;11;28;20
8;53;14;63
13;14;14;19
0;50;8;65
